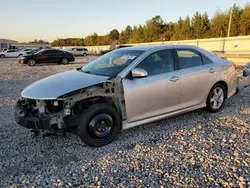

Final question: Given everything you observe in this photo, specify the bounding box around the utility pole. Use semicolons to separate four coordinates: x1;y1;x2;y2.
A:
227;7;233;37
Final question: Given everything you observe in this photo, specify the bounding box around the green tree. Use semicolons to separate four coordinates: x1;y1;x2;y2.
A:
172;18;183;40
181;16;192;39
191;12;210;39
210;10;229;37
240;4;250;35
230;4;243;36
108;29;119;42
144;15;165;42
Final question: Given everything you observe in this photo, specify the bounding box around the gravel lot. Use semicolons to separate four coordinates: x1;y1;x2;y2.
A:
0;57;249;187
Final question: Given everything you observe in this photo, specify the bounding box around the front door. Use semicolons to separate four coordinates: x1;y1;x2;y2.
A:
174;49;216;109
123;49;180;123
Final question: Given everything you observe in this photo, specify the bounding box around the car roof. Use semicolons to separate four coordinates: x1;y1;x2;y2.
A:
116;45;221;62
116;45;206;52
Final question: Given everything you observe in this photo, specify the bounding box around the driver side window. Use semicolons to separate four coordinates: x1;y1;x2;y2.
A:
136;50;175;76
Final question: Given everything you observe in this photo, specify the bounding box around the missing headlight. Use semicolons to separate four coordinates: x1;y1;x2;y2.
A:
46;100;63;113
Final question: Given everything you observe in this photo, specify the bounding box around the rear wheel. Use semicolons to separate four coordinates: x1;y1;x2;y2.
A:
61;58;69;65
0;54;5;58
206;84;226;113
27;59;36;66
77;103;120;147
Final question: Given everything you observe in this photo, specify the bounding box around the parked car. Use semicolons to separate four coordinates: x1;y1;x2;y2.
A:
14;45;237;146
18;49;75;66
20;49;40;56
66;48;89;56
0;49;22;58
0;48;8;53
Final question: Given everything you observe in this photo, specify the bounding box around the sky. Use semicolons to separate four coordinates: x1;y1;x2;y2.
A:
0;0;248;42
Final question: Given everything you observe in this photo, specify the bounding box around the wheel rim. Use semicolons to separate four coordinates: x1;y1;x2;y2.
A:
88;114;113;138
28;60;35;66
210;87;224;109
62;58;68;64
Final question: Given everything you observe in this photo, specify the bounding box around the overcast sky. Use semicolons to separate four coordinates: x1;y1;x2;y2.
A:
0;0;248;42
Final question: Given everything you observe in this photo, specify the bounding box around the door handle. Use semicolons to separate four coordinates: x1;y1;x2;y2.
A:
170;76;179;82
209;68;216;73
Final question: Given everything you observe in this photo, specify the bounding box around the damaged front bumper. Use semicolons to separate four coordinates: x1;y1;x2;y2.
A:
14;100;51;131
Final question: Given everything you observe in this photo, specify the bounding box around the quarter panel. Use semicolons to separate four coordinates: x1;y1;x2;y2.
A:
179;64;217;109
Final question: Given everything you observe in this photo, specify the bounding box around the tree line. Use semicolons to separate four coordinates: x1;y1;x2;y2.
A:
51;4;250;47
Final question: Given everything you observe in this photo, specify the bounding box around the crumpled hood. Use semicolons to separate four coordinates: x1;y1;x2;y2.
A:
21;69;110;100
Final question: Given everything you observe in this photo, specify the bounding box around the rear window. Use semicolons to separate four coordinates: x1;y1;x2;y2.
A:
176;50;203;69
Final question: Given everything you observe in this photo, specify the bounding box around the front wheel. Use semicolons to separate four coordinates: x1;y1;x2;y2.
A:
206;84;226;113
77;103;120;147
0;54;5;58
61;58;69;65
27;59;36;66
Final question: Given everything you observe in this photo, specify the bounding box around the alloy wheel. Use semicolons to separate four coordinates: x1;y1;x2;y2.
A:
210;87;224;109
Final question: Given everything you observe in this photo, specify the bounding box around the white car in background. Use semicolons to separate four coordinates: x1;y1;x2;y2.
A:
0;49;22;58
67;48;89;56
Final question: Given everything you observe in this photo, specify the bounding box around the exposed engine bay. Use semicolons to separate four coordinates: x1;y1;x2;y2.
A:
15;77;126;134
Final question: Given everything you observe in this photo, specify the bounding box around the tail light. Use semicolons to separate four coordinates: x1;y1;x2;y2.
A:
233;63;237;70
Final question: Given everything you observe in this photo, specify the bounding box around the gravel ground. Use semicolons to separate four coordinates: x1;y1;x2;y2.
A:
0;58;249;187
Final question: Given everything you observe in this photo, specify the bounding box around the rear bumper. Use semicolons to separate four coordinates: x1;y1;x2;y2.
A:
14;100;51;130
69;56;75;62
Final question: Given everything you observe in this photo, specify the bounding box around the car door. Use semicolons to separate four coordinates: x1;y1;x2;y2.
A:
13;49;20;57
174;48;216;109
122;49;180;123
36;50;50;62
42;50;58;62
75;49;82;55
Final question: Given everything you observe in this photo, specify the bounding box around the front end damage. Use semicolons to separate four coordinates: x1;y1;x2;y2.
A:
14;78;126;135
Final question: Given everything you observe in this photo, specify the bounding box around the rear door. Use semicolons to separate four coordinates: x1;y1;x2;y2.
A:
41;50;62;62
75;48;83;55
174;48;216;109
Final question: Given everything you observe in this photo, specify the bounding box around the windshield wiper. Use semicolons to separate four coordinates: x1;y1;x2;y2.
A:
81;70;91;74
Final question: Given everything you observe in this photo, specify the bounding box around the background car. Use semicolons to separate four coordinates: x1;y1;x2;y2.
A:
20;49;40;56
19;49;75;66
0;49;22;58
66;48;89;56
0;48;8;53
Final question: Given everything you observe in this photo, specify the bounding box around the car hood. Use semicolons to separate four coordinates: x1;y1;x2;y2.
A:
21;69;110;100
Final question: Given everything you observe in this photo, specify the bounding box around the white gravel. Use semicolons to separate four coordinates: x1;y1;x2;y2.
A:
0;57;249;187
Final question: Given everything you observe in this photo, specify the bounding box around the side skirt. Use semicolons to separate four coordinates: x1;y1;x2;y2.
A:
122;103;206;130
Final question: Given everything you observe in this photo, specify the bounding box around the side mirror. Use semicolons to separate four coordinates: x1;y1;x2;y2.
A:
131;68;148;78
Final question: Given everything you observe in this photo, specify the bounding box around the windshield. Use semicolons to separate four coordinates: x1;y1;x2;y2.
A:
81;49;144;77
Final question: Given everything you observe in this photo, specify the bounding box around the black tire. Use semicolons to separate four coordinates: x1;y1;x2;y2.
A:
1;54;5;58
83;53;87;56
77;103;120;147
27;59;36;66
206;83;226;113
61;58;69;65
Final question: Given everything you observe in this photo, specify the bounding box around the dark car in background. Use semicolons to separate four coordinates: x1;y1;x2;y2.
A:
19;49;75;66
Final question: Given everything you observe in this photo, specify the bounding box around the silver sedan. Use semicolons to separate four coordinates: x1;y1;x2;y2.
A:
15;45;237;146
